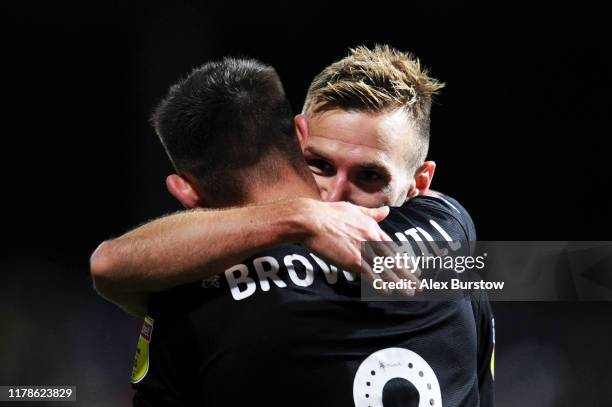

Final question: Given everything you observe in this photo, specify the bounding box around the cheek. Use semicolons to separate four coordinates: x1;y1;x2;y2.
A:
377;191;395;207
385;175;411;205
394;180;411;203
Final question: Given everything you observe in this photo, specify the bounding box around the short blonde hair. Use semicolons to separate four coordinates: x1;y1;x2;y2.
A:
303;45;444;170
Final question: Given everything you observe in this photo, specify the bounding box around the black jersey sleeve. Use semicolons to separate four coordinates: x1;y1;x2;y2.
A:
470;289;496;406
389;194;477;246
131;316;189;406
131;293;200;406
432;194;477;242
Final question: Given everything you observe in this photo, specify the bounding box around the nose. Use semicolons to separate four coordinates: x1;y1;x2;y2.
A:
323;173;350;202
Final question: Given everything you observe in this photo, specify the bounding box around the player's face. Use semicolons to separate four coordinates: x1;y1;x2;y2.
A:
301;109;417;208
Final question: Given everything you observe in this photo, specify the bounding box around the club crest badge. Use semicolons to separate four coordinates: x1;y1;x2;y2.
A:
131;315;154;384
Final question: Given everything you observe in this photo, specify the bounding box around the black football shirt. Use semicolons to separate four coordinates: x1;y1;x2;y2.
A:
131;195;495;406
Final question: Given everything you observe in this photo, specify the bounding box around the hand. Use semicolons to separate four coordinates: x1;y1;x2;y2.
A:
298;199;421;296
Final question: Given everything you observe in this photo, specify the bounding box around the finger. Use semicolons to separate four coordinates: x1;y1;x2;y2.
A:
381;265;415;298
378;229;393;242
385;240;422;282
366;240;409;296
375;242;417;297
362;246;383;283
361;246;394;296
361;261;391;296
361;205;390;222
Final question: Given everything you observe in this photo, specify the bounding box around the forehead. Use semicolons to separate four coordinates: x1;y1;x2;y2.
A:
305;109;414;166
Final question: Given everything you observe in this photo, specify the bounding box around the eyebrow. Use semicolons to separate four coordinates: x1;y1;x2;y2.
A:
356;163;392;180
304;146;332;161
305;146;392;177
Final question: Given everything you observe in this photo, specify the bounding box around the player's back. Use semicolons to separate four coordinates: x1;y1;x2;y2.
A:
132;195;489;406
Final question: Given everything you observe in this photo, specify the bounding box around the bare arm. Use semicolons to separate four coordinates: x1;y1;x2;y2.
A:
90;198;394;317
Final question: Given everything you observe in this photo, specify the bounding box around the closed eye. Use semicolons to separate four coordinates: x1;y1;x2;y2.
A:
306;158;335;176
357;169;384;182
352;166;391;193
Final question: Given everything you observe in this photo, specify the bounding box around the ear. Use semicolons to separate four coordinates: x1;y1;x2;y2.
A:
414;161;436;195
294;114;309;151
166;174;202;209
406;179;419;200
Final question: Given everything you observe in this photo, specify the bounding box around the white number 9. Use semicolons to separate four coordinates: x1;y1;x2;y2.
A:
353;347;442;407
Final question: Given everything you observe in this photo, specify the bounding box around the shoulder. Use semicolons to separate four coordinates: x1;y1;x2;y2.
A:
384;193;477;242
407;193;472;220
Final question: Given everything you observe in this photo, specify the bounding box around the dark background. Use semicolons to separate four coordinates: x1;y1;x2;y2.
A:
1;3;610;406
